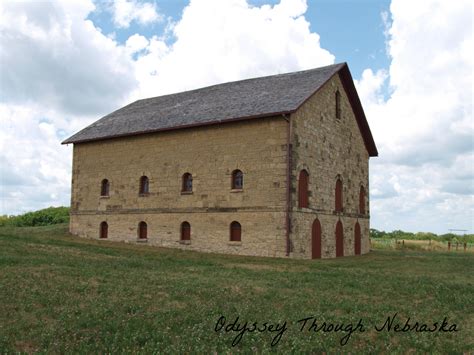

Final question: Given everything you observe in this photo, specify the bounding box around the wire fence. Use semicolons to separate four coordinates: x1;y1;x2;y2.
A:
370;238;474;252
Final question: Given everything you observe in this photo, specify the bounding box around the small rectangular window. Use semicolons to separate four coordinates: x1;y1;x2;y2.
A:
335;91;341;119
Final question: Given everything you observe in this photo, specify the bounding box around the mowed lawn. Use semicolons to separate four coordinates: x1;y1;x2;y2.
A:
0;225;472;353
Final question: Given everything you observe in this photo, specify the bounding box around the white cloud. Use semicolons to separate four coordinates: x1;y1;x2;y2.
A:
130;0;334;99
111;0;163;28
0;0;137;116
0;0;334;216
0;103;74;214
125;33;149;54
354;68;388;106
0;0;136;215
357;0;473;233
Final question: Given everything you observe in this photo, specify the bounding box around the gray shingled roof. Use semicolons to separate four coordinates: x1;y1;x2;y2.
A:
63;63;346;144
61;63;378;156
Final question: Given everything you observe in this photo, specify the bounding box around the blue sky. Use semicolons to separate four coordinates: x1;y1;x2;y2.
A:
0;0;472;234
88;0;391;78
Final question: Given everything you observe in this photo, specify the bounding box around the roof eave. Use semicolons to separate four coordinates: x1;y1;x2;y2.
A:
337;64;378;157
61;109;296;145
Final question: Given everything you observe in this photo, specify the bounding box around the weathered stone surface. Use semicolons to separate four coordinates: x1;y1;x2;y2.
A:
70;117;288;257
290;73;371;258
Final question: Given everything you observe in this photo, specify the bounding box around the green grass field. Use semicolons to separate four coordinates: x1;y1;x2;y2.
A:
0;225;472;353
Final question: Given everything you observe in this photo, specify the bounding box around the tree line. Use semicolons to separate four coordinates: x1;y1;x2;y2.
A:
370;229;474;243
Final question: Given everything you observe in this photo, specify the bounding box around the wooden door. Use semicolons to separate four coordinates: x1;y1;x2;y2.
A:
298;170;309;208
100;222;108;239
354;222;361;255
139;222;147;239
359;187;365;214
335;221;344;257
311;219;322;259
181;222;190;240
230;222;241;241
335;179;343;212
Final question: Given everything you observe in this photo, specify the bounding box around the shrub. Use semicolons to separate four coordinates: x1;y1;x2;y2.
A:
0;207;70;227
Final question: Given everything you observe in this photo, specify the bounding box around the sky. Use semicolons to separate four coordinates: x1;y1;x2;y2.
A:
0;0;472;234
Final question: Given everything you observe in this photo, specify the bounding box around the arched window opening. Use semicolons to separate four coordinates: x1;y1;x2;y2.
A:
311;219;322;259
230;221;241;241
100;179;109;197
138;221;147;239
335;90;341;119
139;176;149;195
181;221;191;240
100;221;108;239
335;221;344;257
182;173;193;192
359;186;366;214
335;178;343;212
232;170;243;190
354;222;361;255
298;169;309;208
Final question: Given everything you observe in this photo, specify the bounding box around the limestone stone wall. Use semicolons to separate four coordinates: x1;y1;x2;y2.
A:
290;213;370;258
289;73;371;258
70;117;289;257
71;211;287;258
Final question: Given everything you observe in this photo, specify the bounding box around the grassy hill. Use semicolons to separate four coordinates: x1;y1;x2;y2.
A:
0;224;472;353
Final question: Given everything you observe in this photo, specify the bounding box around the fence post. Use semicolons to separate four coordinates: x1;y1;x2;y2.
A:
448;241;451;251
464;243;467;252
456;242;459;251
402;240;405;249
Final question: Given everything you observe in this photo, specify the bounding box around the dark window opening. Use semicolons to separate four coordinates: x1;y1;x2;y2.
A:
232;170;243;189
181;221;191;240
100;221;108;239
230;221;241;241
335;221;344;257
139;176;149;195
335;178;343;212
298;169;309;208
101;179;109;197
359;186;366;214
335;90;341;119
182;173;193;192
138;221;147;239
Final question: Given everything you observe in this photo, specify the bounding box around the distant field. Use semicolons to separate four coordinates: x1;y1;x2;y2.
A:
372;238;474;253
0;225;473;353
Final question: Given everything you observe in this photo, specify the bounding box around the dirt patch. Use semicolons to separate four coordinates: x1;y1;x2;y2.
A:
15;340;39;354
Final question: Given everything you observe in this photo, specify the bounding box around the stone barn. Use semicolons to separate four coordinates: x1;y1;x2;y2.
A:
63;62;378;259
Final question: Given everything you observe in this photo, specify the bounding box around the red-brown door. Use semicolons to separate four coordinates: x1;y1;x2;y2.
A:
181;222;190;240
139;222;147;239
298;170;309;208
311;219;322;259
359;186;365;214
100;222;108;239
335;179;343;212
354;222;361;255
335;221;344;257
230;222;241;241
